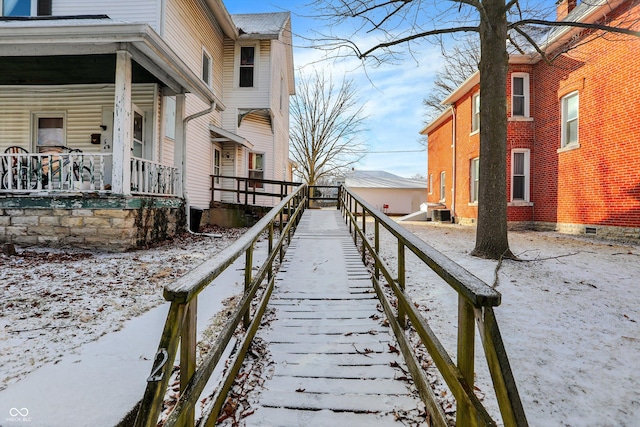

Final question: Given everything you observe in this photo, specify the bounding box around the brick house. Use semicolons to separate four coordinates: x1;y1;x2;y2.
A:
421;0;640;240
0;1;294;250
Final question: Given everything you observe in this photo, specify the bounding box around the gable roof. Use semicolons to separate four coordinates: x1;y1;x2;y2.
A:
345;170;426;189
232;12;290;40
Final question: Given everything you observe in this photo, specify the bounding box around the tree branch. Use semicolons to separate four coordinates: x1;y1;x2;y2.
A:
510;19;640;38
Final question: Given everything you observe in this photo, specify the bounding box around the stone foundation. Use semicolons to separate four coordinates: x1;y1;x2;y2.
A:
0;195;185;251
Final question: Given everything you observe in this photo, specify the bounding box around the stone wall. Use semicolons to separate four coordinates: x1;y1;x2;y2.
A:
0;196;185;252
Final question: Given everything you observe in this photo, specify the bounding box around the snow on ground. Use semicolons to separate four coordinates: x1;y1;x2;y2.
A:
1;218;639;427
373;220;640;427
0;226;247;392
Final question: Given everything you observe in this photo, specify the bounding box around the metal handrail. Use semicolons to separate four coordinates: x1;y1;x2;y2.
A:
339;186;528;427
134;184;309;427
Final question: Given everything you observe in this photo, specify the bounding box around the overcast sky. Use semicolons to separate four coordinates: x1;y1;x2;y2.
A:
225;1;558;178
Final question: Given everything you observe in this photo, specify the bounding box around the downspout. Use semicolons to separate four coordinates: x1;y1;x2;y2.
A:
450;104;457;222
183;102;217;235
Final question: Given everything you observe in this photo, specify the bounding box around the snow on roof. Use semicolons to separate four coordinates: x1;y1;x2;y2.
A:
345;170;426;189
232;12;290;39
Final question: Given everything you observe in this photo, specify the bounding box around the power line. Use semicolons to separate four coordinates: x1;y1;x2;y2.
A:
352;149;426;154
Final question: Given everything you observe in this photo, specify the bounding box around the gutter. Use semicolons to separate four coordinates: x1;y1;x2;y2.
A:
182;102;217;235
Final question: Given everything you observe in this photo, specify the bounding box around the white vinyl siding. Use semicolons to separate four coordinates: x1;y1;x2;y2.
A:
0;84;156;153
53;0;160;29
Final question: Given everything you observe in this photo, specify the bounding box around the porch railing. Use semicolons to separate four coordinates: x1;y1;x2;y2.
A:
211;174;301;206
131;157;179;196
0;152;110;193
0;152;179;196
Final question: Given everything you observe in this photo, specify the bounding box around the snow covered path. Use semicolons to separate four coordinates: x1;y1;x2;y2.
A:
0;241;262;427
242;210;425;426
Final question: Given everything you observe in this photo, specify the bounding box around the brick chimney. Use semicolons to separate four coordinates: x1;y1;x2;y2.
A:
557;0;578;21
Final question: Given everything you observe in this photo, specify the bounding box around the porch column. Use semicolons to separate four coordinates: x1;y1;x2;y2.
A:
112;50;133;195
174;93;186;198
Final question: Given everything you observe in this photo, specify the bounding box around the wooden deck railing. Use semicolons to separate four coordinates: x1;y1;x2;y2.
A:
134;185;308;427
339;186;528;427
211;174;301;206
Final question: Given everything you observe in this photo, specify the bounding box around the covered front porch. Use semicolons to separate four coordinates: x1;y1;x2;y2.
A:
0;16;223;250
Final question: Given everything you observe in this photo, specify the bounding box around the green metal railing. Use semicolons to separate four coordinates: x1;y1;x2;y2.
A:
134;185;308;427
339;186;528;427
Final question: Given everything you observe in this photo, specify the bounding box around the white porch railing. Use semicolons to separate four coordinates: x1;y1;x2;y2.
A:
130;157;179;196
0;152;110;193
0;153;179;196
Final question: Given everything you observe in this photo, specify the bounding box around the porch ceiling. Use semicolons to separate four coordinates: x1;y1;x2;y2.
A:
0;54;161;86
0;18;225;110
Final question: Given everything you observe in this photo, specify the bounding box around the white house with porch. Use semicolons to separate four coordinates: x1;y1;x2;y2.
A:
0;0;294;250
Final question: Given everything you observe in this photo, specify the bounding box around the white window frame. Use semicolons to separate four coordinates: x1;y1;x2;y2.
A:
511;149;530;202
248;152;264;189
1;0;37;16
470;157;479;204
471;92;480;133
511;72;530;117
428;173;433;194
32;112;67;150
238;44;258;88
439;171;446;202
202;47;212;87
132;106;145;159
561;91;579;148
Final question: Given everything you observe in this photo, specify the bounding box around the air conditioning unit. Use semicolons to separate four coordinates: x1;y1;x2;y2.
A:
431;209;451;222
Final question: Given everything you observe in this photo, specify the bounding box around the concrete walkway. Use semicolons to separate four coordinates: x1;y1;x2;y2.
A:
244;210;424;426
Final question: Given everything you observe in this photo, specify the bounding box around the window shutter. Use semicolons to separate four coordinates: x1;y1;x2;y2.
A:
37;0;52;16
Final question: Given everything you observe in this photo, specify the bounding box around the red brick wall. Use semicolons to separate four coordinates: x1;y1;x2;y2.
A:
532;2;640;228
426;114;453;206
453;87;481;221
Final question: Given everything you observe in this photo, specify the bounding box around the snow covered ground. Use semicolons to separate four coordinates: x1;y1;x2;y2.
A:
374;221;640;427
1;220;639;426
0;227;248;393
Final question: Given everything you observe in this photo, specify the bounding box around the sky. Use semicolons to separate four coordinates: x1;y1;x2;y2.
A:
225;0;441;178
224;0;560;179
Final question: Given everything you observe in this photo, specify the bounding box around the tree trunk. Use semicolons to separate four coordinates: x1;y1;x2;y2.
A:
471;0;515;259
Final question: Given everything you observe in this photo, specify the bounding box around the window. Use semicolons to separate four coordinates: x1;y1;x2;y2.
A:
279;75;285;111
1;0;50;16
132;110;144;158
471;92;480;133
164;96;176;140
561;92;579;147
239;46;255;88
248;152;264;188
202;48;212;87
511;149;530;201
428;173;433;194
34;113;66;149
470;158;479;203
440;171;446;202
511;73;530;117
213;148;221;184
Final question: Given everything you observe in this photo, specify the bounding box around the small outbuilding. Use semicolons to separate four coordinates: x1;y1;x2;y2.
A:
344;170;427;215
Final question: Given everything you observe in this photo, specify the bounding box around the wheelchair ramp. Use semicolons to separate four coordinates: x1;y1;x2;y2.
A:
242;210;425;426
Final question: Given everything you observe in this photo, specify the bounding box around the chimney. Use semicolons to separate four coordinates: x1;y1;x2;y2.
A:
557;0;578;21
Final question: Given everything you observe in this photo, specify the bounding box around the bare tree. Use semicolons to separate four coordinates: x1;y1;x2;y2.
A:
309;0;640;259
290;68;368;187
423;35;480;124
